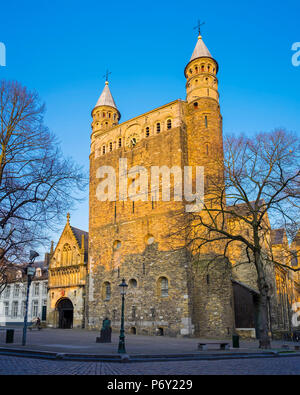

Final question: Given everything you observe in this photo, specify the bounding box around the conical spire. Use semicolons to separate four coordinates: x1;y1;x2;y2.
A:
190;35;213;62
94;81;118;111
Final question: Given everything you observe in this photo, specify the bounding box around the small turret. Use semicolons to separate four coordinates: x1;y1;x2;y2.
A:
184;33;219;104
91;81;121;135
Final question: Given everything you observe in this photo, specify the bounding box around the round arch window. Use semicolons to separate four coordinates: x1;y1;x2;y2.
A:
157;276;169;297
129;278;137;288
113;240;122;250
102;281;111;301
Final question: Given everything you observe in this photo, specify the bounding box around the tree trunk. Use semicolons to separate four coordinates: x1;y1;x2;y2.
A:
255;251;271;349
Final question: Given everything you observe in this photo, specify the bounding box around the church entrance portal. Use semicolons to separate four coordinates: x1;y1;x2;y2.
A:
56;298;73;329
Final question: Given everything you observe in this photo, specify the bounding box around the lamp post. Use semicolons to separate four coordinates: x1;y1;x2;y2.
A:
22;250;39;346
118;278;128;354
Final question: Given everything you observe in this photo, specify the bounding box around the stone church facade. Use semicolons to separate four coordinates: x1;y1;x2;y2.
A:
45;33;299;337
86;33;263;338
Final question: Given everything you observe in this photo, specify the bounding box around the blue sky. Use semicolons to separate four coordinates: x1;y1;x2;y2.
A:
1;0;299;249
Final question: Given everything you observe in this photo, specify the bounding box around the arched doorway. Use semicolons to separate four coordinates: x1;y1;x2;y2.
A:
56;298;73;329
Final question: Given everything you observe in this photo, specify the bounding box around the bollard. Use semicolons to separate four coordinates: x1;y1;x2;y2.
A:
232;334;239;348
6;329;14;343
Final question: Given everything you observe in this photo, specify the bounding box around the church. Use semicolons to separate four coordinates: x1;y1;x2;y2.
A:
46;32;299;338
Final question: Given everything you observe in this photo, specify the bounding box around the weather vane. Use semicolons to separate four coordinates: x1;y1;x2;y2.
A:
194;20;205;37
103;69;112;82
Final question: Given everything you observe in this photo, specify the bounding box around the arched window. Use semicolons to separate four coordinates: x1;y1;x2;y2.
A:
113;240;122;250
195;66;198;73
129;278;137;288
145;127;150;137
158;276;169;297
156;123;161;133
102;145;106;155
118;138;122;148
167;119;172;130
103;282;111;301
109;142;113;152
207;65;210;72
102;112;105;118
201;65;205;72
193;102;198;109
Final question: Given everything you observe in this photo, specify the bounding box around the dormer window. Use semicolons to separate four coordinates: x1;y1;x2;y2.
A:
16;270;22;279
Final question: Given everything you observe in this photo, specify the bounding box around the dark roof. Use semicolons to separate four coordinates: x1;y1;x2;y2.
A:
232;279;259;295
71;226;88;249
5;262;48;283
226;200;265;216
271;228;285;245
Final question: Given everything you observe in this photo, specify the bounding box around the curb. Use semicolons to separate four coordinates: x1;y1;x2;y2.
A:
0;347;300;363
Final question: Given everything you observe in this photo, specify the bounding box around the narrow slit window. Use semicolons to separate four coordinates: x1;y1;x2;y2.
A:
146;127;150;137
118;138;122;148
205;116;208;128
156;123;161;133
102;145;106;155
167;119;172;130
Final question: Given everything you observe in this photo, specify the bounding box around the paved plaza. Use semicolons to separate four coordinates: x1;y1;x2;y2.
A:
0;327;298;355
0;327;299;376
0;354;300;375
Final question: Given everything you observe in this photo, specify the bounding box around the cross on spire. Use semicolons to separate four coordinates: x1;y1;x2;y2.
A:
194;20;205;37
103;69;112;83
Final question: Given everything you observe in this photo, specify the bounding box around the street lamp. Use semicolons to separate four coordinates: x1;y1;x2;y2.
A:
118;278;128;354
22;250;39;346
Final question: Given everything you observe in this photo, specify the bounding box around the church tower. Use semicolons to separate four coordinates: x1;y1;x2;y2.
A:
184;30;223;182
184;31;234;337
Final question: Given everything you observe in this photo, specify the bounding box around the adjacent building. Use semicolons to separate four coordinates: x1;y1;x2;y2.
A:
0;261;48;326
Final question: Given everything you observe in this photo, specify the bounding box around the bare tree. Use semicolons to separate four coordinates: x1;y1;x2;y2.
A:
0;80;87;292
174;129;300;349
